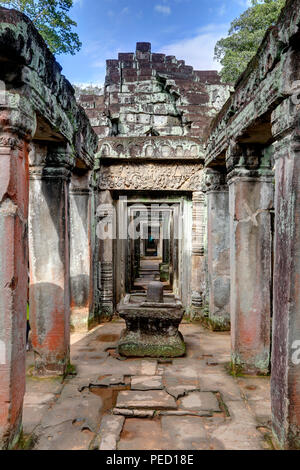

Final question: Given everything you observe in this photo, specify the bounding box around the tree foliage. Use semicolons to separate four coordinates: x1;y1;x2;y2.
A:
214;0;286;83
0;0;81;55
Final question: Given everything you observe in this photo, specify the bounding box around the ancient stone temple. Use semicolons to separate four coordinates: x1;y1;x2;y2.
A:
0;0;300;451
78;42;231;325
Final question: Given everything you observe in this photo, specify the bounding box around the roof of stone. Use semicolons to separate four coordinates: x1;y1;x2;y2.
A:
206;0;300;166
0;7;97;168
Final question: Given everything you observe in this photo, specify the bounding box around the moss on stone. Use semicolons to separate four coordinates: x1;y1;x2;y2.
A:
118;330;186;358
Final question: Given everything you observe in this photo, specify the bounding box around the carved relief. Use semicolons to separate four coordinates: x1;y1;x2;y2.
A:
97;136;203;160
98;162;204;191
202;168;228;192
0;135;21;149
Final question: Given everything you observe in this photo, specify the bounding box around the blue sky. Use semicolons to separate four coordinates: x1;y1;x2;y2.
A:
59;0;251;86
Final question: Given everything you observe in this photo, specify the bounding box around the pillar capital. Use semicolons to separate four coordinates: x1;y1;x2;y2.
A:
272;130;300;160
0;94;36;140
29;142;74;180
202;168;228;193
226;142;274;183
69;170;93;196
192;191;205;204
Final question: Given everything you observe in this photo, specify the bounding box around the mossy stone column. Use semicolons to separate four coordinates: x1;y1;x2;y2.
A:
0;102;35;449
271;129;300;449
29;144;73;375
227;144;273;375
205;169;230;331
69;171;94;331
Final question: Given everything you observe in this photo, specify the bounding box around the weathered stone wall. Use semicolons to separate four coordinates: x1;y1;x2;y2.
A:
79;42;231;145
0;7;97;448
79;43;230;319
205;0;300;449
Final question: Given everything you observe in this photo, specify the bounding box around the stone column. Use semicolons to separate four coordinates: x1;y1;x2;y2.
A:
205;169;230;331
227;145;273;375
271;131;300;448
69;171;94;331
0;131;31;449
96;190;114;321
191;191;206;315
29;143;72;375
115;196;128;305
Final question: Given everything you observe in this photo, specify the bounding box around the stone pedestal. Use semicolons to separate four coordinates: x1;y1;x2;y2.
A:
205;170;230;331
228;157;273;375
271;134;300;449
0;131;30;449
69;172;94;331
29;144;72;375
117;286;185;358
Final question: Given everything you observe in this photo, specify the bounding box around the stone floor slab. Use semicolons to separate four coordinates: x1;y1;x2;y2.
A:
23;322;271;451
97;415;125;450
140;360;157;376
179;392;220;413
161;416;209;450
118;419;166;450
131;376;163;391
165;385;199;399
116;390;177;410
35;421;95;450
113;409;156;418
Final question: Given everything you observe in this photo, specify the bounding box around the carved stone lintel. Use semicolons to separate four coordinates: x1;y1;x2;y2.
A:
98;162;204;191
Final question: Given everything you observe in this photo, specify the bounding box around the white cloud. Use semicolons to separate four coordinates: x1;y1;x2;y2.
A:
235;0;252;6
155;4;171;15
217;3;226;16
160;23;229;70
73;81;104;89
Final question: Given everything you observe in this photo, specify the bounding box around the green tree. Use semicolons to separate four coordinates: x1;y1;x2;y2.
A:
214;0;286;83
0;0;81;55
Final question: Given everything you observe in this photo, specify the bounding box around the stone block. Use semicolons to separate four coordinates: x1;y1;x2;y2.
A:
97;415;125;451
179;392;220;413
131;376;163;391
116;390;177;410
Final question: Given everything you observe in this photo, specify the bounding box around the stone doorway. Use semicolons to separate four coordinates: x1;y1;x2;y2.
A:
129;203;177;293
112;193;193;312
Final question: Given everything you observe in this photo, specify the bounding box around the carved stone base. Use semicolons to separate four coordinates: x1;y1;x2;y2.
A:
97;302;114;322
117;293;186;358
118;329;186;358
208;313;231;332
